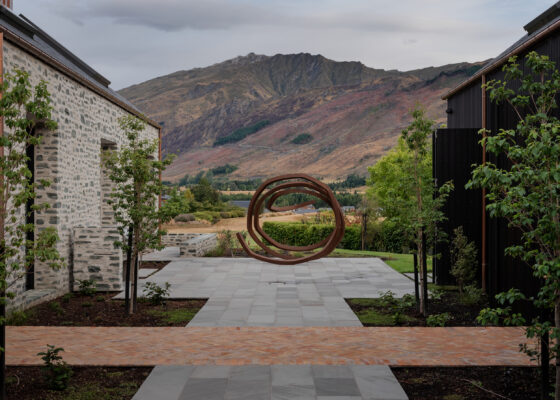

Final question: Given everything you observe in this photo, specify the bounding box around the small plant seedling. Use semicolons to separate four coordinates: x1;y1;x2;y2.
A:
37;345;73;390
144;282;171;306
81;302;93;308
426;312;452;327
48;301;64;316
96;295;106;302
78;279;97;296
61;293;74;303
6;310;30;326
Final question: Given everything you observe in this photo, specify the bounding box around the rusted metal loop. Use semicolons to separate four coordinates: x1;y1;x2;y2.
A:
237;173;345;265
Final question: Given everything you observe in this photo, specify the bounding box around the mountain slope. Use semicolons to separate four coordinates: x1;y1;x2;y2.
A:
119;53;483;181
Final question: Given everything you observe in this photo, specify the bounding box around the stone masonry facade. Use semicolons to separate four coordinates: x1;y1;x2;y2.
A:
4;41;159;310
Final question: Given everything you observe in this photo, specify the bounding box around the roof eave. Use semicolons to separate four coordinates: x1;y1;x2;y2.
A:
0;25;160;130
442;18;560;100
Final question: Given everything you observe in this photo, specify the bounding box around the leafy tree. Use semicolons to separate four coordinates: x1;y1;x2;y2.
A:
368;106;452;315
0;70;64;400
467;52;560;399
191;178;220;205
450;226;477;296
104;115;174;314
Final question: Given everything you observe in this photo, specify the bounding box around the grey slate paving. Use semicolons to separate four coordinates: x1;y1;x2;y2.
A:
133;365;408;400
120;255;413;327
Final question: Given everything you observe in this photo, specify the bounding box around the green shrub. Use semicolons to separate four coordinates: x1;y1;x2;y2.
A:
6;310;31;326
450;226;478;295
291;133;313;145
262;222;361;250
96;295;106;302
37;345;73;390
61;293;73;303
144;282;171;306
461;284;485;306
175;213;196;223
214;120;270;146
48;301;64;316
426;312;452;327
77;279;96;296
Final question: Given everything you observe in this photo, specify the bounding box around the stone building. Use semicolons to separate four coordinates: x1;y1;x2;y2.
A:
0;2;161;310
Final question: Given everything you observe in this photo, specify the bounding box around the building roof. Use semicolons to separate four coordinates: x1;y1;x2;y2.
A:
0;7;159;128
443;2;560;100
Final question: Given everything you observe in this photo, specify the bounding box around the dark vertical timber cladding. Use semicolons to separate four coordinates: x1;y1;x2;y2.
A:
443;27;560;309
433;128;482;285
447;80;482;129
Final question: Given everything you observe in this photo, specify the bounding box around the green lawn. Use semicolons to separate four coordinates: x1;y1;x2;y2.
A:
330;248;432;274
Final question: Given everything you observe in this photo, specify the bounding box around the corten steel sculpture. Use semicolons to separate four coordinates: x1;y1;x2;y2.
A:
236;174;345;265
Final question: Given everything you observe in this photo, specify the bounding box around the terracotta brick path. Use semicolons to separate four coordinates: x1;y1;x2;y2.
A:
7;326;533;367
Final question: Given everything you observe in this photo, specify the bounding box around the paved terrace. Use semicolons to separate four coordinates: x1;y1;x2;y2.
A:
124;255;413;327
8;254;534;399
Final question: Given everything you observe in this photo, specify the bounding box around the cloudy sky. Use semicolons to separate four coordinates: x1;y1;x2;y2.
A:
15;0;554;90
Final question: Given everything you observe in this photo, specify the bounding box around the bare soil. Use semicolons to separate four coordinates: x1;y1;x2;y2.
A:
347;290;487;327
12;293;207;327
6;366;151;400
393;366;551;400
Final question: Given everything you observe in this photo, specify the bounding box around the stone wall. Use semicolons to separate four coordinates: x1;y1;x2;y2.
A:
72;227;123;292
3;40;159;309
161;233;200;247
180;234;218;257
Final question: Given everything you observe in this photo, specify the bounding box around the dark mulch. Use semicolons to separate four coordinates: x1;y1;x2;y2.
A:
393;366;551;400
346;290;487;327
7;366;152;400
138;260;169;272
9;292;207;327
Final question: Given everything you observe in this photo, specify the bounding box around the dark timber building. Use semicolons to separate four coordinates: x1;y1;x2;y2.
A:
434;2;560;305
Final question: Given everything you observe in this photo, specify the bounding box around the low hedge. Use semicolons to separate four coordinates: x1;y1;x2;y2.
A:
262;222;361;250
262;220;406;252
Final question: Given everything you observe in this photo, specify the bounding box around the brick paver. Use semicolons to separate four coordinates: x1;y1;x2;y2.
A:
7;326;533;367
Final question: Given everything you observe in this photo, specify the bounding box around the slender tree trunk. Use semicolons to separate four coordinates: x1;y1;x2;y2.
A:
555;301;560;400
417;228;426;316
124;225;132;316
0;289;4;400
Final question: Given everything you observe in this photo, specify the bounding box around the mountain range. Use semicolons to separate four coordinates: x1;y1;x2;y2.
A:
118;53;484;182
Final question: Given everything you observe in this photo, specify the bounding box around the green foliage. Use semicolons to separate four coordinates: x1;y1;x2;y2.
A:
191;178;221;205
147;308;199;325
291;133;313;144
161;188;193;219
103;115;174;314
214;120;270;146
460;285;485;306
262;221;403;253
174;213;196;223
95;295;106;302
426;312;452;327
328;174;366;190
262;222;361;250
467;52;560;377
450;226;478;295
476;289;526;326
0;70;64;326
368;106;453;316
210;164;238;175
6;310;31;326
77;279;96;297
144;282;171;306
48;301;64;316
61;293;74;303
37;345;73;390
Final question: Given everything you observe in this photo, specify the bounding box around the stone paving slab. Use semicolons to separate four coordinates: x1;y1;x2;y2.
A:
117;257;413;327
132;365;408;400
7;326;533;367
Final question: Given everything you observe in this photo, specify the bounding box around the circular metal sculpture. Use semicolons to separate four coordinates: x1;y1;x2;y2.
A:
236;174;345;265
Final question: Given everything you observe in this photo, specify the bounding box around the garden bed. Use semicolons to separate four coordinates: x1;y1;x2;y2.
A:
346;287;487;327
393;366;551;400
8;292;207;327
7;366;151;400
